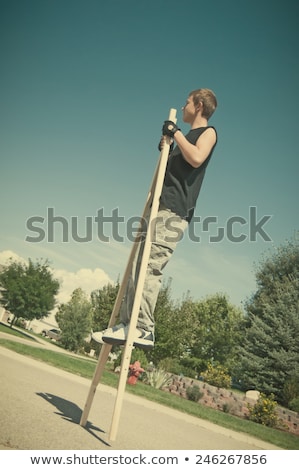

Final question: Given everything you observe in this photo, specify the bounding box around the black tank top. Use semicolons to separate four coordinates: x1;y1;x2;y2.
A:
160;126;217;222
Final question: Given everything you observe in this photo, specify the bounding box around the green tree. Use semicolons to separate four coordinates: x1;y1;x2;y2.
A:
56;288;93;352
189;293;244;373
148;280;198;364
148;279;175;363
148;284;244;376
235;239;299;404
90;282;119;331
0;258;60;326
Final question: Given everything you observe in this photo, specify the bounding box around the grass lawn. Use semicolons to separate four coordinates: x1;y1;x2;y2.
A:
0;323;38;340
1;324;299;450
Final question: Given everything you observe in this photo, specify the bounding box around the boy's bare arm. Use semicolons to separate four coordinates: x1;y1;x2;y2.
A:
173;127;217;168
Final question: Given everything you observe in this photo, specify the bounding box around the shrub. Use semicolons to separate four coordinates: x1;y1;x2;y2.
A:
201;363;231;388
157;357;197;378
83;341;91;354
114;348;149;370
179;356;207;377
288;397;299;413
15;317;27;328
283;378;299;407
186;384;203;402
222;402;231;413
247;393;279;427
144;368;172;389
158;357;182;375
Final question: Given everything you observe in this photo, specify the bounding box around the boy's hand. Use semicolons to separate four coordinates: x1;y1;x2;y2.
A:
162;120;180;137
158;136;166;151
158;135;174;153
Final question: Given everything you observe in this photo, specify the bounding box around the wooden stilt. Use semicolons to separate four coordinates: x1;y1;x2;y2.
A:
80;153;160;428
80;108;177;441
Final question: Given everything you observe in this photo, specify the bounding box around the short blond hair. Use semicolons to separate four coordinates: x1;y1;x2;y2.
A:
189;88;217;120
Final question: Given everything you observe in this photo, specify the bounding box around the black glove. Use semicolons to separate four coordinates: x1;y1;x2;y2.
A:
158;138;174;153
162;120;180;137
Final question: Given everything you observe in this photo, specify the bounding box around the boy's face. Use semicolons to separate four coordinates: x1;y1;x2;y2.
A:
182;95;196;123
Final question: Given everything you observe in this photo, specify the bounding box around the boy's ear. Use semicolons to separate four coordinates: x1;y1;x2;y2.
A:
196;100;203;113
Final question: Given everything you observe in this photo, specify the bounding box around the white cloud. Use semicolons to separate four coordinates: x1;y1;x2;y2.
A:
53;267;113;304
0;250;26;266
0;250;114;305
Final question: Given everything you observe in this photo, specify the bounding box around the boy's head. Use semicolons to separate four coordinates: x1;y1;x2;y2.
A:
189;88;217;120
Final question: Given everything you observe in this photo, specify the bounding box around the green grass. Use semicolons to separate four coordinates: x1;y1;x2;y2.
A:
0;322;38;341
1;329;299;450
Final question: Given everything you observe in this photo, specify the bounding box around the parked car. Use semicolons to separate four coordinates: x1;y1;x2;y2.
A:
42;328;61;341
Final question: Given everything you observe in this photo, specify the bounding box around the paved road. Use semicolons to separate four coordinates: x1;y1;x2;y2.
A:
0;336;281;450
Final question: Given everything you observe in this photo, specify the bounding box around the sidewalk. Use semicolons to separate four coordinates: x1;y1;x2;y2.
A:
0;334;281;450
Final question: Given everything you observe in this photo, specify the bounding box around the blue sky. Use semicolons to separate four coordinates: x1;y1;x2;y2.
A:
0;0;298;309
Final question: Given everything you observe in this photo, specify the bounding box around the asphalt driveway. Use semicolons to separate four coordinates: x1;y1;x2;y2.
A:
0;336;281;451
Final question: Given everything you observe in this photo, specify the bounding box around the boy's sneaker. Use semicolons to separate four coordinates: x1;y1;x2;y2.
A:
102;323;154;350
91;330;106;344
133;329;155;350
92;323;126;344
102;323;128;345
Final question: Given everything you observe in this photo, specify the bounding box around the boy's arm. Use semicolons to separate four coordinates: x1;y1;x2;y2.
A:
173;127;217;168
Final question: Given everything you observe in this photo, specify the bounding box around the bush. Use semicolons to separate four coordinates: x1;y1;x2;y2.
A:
144;368;172;389
158;357;182;375
114;348;149;370
222;403;231;413
186;384;203;402
288;397;299;413
179;356;207;377
201;363;231;388
83;341;91;354
247;393;279;427
15;317;27;328
283;378;299;407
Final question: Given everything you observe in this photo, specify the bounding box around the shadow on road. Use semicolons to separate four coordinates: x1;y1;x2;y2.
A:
37;392;111;447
